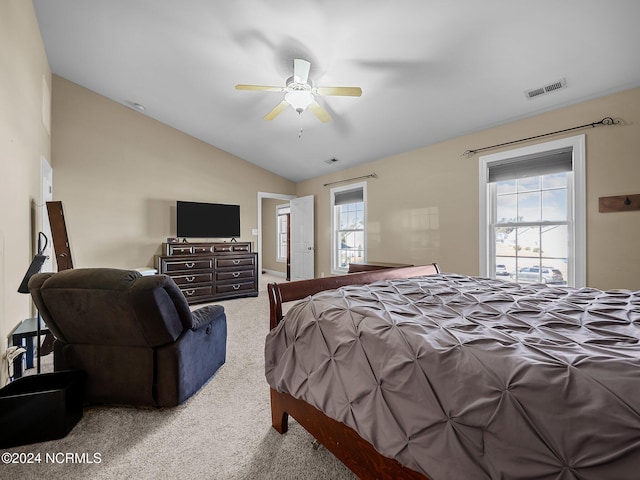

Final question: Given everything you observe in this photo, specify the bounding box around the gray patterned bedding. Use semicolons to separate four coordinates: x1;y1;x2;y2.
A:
264;273;640;480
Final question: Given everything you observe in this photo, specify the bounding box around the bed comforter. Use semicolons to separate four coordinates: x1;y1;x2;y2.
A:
264;274;640;480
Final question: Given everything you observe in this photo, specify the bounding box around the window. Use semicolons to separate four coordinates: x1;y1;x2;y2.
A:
331;182;366;273
276;204;289;263
479;135;585;287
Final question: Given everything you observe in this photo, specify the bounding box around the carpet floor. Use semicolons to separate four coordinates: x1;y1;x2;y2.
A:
4;274;356;480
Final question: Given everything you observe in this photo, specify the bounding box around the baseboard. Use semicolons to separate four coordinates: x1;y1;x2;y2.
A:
262;269;286;278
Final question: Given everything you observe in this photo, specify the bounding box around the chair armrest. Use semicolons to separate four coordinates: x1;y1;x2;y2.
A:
190;304;225;331
28;272;68;342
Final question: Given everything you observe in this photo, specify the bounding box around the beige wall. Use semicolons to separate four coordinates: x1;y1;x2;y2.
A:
297;87;640;290
52;76;295;270
261;198;288;275
0;1;51;384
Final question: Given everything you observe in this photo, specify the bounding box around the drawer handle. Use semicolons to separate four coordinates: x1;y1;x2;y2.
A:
232;272;240;278
232;259;241;265
185;262;195;268
233;284;240;290
186;276;195;282
184;289;195;296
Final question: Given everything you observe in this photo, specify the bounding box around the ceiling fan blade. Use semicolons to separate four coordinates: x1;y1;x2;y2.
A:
308;101;331;123
236;84;284;92
293;59;311;84
314;86;362;97
264;100;289;121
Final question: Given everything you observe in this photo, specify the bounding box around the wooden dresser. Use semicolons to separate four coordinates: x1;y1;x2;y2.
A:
156;242;258;304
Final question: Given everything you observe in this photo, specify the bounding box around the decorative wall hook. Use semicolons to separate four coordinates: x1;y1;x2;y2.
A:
599;194;640;212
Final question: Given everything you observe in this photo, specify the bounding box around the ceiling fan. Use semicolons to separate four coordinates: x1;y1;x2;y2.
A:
235;59;362;123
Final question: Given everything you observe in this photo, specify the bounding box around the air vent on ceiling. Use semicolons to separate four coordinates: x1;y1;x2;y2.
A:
524;78;567;99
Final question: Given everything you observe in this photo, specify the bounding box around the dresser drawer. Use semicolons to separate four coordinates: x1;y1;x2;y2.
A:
212;243;251;253
192;245;214;254
167;245;193;255
215;280;255;295
163;259;212;272
216;257;255;269
216;270;254;282
179;285;212;300
172;273;212;286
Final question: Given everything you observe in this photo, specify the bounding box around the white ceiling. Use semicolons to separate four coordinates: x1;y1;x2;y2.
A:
33;1;640;182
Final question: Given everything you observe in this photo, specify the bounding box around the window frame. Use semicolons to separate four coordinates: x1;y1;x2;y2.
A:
330;181;367;274
479;134;586;287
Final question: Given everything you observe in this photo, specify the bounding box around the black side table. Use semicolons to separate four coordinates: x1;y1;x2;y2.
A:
10;317;50;378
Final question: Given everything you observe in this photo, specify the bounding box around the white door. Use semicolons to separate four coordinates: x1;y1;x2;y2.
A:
290;195;314;280
40;157;53;272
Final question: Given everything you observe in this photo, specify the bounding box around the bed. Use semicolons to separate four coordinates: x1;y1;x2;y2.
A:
265;266;640;480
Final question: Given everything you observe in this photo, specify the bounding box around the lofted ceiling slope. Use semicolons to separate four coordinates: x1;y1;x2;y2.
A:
33;0;640;182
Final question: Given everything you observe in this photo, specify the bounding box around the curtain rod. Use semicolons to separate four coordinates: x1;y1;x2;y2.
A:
323;173;377;187
462;117;620;157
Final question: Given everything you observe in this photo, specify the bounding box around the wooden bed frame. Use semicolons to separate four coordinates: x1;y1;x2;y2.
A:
267;264;439;480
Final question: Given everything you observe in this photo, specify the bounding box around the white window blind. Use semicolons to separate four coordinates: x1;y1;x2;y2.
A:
488;148;572;183
334;187;364;205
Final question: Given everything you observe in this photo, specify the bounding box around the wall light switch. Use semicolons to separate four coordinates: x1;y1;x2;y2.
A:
252;229;258;236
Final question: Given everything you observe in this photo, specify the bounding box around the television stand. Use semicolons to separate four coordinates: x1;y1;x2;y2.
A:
156;241;258;304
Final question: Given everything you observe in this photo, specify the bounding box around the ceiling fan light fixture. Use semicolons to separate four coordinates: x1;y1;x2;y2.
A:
236;59;360;122
285;90;314;114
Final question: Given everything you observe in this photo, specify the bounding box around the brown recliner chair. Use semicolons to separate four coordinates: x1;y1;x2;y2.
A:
28;268;227;407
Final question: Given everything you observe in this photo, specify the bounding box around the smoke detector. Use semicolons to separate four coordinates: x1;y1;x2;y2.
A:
524;78;567;99
324;158;339;165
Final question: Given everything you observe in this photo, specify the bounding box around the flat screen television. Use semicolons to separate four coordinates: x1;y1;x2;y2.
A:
176;201;240;239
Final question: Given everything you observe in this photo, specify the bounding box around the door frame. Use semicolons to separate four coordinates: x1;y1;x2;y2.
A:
257;192;296;279
40;156;53;272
